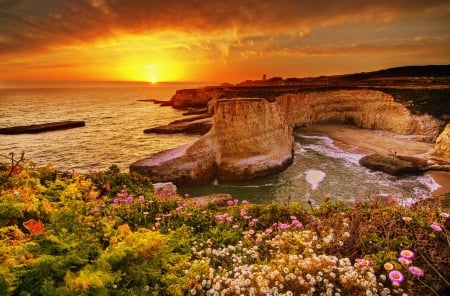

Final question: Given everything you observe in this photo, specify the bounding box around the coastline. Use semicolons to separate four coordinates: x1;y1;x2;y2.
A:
298;124;450;197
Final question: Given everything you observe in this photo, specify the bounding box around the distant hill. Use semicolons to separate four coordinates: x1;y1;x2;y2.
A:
342;65;450;80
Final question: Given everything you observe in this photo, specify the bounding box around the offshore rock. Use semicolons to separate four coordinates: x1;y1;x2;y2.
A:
131;98;294;184
434;124;450;160
359;154;425;176
0;120;85;134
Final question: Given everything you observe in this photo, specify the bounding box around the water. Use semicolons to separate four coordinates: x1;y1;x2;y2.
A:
0;83;201;172
0;84;440;204
178;133;440;204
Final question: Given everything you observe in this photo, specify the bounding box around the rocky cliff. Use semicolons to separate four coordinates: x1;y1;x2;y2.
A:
131;98;294;184
276;90;443;141
434;123;450;160
170;87;225;108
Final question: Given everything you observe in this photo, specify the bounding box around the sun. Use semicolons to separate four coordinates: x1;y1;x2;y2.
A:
147;64;158;84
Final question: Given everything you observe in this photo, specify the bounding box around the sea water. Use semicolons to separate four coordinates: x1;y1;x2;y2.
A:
0;83;440;204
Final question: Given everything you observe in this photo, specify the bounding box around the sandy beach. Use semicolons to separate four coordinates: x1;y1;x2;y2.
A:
298;124;450;197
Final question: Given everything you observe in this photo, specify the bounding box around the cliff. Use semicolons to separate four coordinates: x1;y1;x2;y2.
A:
131;98;294;184
434;124;450;160
276;90;443;140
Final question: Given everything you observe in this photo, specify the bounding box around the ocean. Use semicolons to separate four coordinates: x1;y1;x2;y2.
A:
0;83;440;204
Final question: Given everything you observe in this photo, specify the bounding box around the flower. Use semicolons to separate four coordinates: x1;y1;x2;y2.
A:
389;270;405;283
398;257;412;266
402;216;412;222
280;223;290;230
409;266;424;277
384;262;394;271
265;228;273;234
355;258;371;267
430;222;443;232
440;212;449;219
400;249;415;259
138;196;145;203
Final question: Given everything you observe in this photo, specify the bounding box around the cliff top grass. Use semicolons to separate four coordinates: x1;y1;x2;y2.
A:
0;157;449;295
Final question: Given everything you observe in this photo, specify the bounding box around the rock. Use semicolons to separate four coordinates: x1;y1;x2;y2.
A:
144;117;212;135
170;87;225;108
359;154;426;175
131;98;294;184
0;121;85;134
189;194;233;207
277;90;443;139
153;182;177;197
434;124;450;160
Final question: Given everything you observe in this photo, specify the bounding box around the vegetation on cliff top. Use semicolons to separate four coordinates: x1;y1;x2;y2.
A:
0;156;449;295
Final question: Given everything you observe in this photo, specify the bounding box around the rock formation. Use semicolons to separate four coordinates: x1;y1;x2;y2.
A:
276;90;443;140
131;98;294;184
434;124;450;160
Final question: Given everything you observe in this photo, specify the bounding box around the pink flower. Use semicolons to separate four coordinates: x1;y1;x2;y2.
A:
265;228;273;234
226;200;235;206
431;222;443;232
409;266;424;277
440;212;449;219
291;219;303;228
398;257;412;266
400;249;415;259
280;223;290;230
226;216;233;222
241;200;249;204
389;270;405;283
232;224;239;229
355;258;371;267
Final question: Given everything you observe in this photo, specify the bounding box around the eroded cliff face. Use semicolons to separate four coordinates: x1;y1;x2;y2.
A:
277;90;443;141
434;124;450;160
131;98;294;184
170;87;224;108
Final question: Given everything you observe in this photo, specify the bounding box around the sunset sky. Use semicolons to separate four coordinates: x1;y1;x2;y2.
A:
0;0;449;85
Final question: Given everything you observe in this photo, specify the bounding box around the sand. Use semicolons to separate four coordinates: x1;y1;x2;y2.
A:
298;124;450;197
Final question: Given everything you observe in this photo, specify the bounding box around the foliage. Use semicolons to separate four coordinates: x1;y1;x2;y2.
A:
0;161;449;295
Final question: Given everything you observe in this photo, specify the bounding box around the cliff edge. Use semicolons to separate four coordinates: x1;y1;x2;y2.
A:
130;98;294;184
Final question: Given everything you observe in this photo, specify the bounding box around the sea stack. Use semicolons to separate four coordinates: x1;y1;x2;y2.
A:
130;98;294;184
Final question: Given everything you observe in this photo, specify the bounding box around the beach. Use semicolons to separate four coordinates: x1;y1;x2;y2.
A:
298;124;450;197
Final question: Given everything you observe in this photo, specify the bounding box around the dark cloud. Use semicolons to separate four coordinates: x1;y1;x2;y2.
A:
0;0;448;56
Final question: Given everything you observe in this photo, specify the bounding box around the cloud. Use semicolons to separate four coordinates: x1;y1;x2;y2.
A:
0;0;449;57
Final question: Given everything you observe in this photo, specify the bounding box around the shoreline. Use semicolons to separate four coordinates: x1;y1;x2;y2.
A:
298;124;450;198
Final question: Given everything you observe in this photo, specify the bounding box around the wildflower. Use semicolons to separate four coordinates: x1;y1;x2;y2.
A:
280;223;290;230
408;266;424;277
440;212;449;219
125;196;133;204
398;257;411;266
389;270;405;284
226;216;233;222
400;250;415;259
356;258;371;267
232;224;239;229
265;228;273;234
402;216;412;223
241;200;249;204
138;195;145;202
226;200;234;206
384;262;394;271
430;222;443;232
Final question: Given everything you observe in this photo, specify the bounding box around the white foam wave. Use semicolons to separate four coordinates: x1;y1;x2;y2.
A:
298;134;363;164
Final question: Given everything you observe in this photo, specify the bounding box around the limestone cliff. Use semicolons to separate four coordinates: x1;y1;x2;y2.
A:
130;98;294;184
170;87;224;108
276;90;443;141
434;124;450;160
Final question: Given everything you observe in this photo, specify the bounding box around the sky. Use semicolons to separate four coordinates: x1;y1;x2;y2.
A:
0;0;449;85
